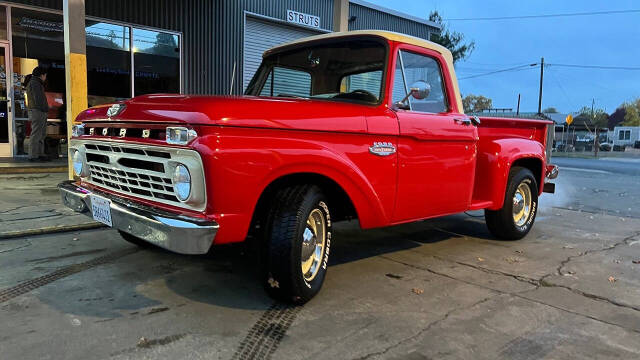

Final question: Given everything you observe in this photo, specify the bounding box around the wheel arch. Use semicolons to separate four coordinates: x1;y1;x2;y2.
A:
251;172;359;230
486;138;546;210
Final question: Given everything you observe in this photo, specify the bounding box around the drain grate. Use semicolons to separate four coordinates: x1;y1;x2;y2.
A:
232;302;302;360
0;248;136;304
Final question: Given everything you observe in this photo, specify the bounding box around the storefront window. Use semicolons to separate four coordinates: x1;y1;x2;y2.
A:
12;8;65;120
86;21;131;106
133;28;179;96
0;6;7;40
11;8;66;156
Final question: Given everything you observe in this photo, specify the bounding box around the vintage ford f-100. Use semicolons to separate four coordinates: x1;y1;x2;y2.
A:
59;30;558;303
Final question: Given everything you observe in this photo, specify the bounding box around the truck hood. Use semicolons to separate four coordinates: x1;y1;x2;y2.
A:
78;94;369;133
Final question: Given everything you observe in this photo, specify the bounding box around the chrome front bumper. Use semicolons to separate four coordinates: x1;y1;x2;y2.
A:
58;181;218;255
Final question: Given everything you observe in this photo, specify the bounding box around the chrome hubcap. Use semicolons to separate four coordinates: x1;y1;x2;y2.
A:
512;183;532;227
301;208;326;282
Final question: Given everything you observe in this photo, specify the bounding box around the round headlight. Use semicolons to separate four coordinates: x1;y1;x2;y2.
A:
72;150;84;176
173;164;191;201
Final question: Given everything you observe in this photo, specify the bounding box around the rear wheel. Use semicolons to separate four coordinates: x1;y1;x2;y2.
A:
263;185;331;304
485;167;538;240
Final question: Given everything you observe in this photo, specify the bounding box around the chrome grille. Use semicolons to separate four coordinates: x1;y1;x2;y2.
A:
72;140;206;211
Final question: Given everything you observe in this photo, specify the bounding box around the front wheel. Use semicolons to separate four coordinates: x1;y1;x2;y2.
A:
263;185;331;304
485;167;539;240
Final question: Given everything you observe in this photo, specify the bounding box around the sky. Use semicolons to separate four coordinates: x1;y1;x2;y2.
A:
367;0;640;114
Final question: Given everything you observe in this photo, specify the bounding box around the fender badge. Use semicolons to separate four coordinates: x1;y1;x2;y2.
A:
106;103;126;119
369;142;396;156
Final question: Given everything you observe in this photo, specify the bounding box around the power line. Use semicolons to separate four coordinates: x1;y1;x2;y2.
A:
444;9;640;21
547;63;640;70
458;64;537;80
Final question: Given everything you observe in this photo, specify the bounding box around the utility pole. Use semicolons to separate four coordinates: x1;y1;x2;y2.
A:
592;98;599;157
537;57;544;115
516;93;521;115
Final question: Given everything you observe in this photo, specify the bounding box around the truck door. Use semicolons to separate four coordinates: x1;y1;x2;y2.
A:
391;48;478;222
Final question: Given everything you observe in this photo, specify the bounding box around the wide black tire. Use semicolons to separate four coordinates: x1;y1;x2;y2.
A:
263;185;331;304
485;167;539;240
118;230;153;248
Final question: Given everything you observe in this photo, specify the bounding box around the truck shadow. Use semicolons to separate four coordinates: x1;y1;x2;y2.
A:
29;213;496;316
161;213;495;309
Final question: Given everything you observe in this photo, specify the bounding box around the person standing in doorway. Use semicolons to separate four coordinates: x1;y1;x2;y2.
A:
26;67;49;162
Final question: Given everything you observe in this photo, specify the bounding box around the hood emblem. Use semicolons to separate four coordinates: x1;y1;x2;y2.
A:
107;103;126;119
369;142;396;156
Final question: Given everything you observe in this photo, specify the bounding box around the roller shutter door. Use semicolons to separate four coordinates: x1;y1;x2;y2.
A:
243;17;321;91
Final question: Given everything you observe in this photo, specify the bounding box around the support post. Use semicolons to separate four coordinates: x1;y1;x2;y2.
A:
63;0;88;180
333;0;349;32
516;93;521;115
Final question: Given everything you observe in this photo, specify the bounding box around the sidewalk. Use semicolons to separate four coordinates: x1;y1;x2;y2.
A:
0;157;68;174
0;172;103;239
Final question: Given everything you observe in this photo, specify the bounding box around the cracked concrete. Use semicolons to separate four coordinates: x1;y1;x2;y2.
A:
0;172;100;239
0;159;640;359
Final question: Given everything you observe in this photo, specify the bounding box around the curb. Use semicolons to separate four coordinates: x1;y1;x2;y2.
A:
0;222;106;240
0;166;68;175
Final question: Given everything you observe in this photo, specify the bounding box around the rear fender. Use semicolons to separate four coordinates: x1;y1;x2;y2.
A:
483;139;546;210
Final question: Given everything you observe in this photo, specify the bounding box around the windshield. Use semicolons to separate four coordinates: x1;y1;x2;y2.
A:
245;38;387;105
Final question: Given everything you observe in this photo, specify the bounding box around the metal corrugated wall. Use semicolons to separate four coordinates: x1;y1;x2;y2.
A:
6;0;215;94
348;3;438;40
7;1;439;96
214;0;333;95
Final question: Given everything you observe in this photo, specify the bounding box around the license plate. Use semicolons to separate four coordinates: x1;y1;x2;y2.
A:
90;195;113;227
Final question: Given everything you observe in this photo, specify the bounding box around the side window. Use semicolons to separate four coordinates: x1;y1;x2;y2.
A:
259;66;311;97
340;70;383;101
393;50;448;113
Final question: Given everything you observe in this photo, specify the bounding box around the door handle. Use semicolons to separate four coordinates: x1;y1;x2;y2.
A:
454;118;472;126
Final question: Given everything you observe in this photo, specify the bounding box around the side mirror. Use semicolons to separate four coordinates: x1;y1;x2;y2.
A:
408;81;430;100
395;81;431;110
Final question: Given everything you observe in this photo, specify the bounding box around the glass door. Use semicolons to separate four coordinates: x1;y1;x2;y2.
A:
0;44;11;157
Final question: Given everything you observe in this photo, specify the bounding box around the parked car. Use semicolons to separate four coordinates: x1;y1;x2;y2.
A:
599;142;612;151
59;31;558;303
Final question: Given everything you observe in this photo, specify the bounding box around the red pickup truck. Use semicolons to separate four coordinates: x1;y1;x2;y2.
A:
60;30;558;303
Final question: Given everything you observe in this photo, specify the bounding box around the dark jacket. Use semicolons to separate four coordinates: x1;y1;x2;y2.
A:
26;77;49;113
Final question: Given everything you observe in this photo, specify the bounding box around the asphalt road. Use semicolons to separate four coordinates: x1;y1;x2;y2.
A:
1;163;640;359
552;156;640;176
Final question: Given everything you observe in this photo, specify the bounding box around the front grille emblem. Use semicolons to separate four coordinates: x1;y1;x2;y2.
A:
119;128;127;138
107;103;126;119
89;128;95;135
102;128;109;136
142;129;151;138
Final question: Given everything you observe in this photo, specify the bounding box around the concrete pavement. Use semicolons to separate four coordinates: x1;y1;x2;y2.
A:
1;160;640;359
0;172;102;239
1;183;640;358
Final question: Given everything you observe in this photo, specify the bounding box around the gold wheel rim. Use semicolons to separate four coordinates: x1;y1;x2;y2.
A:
301;208;326;282
512;182;532;227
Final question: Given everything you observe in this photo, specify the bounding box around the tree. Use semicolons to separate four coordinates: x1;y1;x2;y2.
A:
428;11;475;64
543;107;558;113
577;106;608;128
462;94;492;113
622;98;640;126
608;107;626;129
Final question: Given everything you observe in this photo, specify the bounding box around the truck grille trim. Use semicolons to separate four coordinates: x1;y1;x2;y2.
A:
88;164;179;203
73;140;206;211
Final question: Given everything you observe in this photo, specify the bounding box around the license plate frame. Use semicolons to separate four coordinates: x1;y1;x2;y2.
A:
90;194;113;227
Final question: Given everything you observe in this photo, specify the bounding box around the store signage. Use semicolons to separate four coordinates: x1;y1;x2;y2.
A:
286;10;320;29
18;17;63;32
